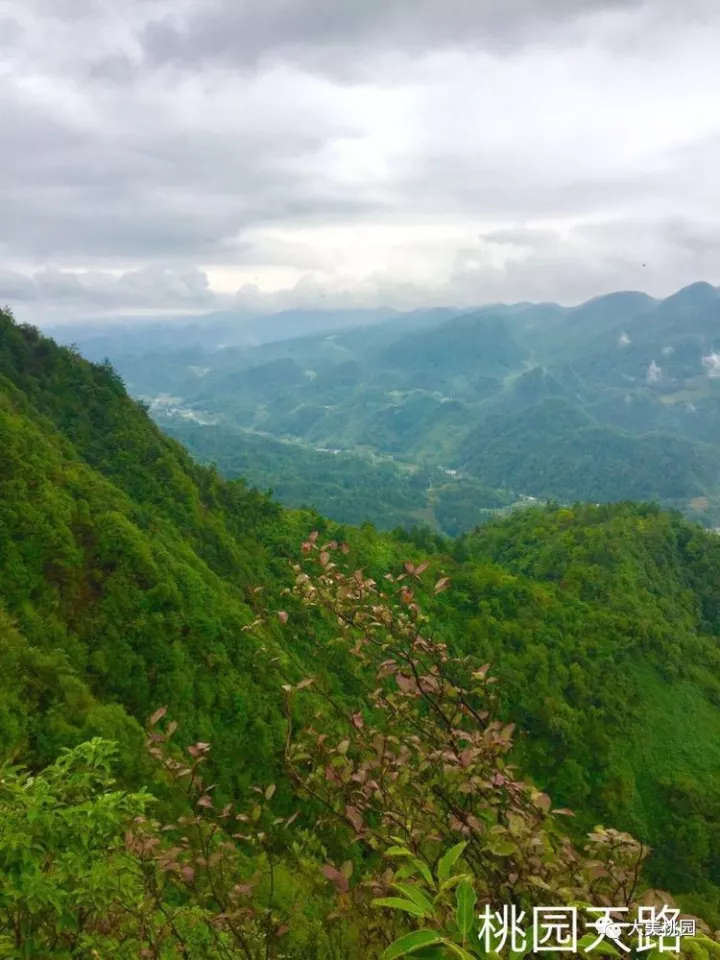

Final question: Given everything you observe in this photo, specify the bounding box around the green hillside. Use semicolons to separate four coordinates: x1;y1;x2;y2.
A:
458;397;720;503
5;308;720;952
0;311;308;793
158;417;513;535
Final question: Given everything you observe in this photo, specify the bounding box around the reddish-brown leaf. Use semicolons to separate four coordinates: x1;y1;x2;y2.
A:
149;706;167;726
400;587;413;605
396;673;415;693
345;805;363;833
321;865;349;894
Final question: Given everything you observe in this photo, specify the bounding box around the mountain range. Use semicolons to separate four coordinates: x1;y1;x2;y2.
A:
51;281;720;534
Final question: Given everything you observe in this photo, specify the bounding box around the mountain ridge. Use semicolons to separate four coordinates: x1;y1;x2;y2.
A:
75;280;720;531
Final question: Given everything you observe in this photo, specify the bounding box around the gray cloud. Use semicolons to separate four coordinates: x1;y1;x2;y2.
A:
34;268;85;299
0;14;21;46
1;264;220;316
0;67;372;265
137;0;659;76
5;213;718;325
479;227;561;247
0;270;38;301
1;0;720;320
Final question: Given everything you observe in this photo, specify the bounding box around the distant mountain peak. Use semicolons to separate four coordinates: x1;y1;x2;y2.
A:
663;281;719;306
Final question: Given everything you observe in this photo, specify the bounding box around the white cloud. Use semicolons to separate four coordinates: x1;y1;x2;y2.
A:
647;360;662;383
702;352;720;378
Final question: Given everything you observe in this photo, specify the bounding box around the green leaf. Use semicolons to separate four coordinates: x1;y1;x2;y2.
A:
384;848;434;886
437;873;472;898
411;857;435;888
444;942;481;959
397;862;421;881
508;948;531;960
373;897;428;918
392;882;435;916
578;934;620;957
455;879;477;937
380;930;446;959
437;841;468;884
486;838;517;857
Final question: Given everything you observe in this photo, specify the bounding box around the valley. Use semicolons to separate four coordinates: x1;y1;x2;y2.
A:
55;281;720;533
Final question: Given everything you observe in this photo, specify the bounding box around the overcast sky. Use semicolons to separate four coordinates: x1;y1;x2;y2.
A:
1;0;720;323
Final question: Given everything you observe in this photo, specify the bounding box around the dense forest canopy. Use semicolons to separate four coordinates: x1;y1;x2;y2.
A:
3;307;720;955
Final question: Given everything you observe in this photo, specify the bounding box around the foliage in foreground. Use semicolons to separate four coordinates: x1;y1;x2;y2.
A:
3;542;720;958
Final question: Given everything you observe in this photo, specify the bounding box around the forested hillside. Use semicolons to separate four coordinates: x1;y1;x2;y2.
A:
5;308;720;955
159;418;516;535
